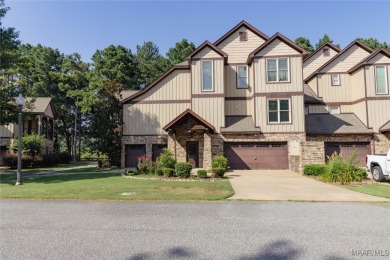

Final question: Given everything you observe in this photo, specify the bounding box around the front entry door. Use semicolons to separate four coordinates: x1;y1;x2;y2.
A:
186;141;199;167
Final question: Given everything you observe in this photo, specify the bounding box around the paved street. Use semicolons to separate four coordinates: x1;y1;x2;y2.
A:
1;200;389;260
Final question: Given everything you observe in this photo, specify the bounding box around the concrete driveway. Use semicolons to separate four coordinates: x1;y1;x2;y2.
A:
227;170;390;202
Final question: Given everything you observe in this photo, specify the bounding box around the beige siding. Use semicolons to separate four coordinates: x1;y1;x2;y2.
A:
318;74;350;102
349;68;366;101
367;100;390;132
351;101;368;126
255;95;304;133
193;46;222;59
216;26;266;64
365;65;390;97
225;100;253;116
255;39;300;57
308;105;327;114
303;47;338;79
43;104;54;118
191;59;224;94
225;65;253;97
321;45;371;73
123;103;191;135
0;124;14;138
307;78;318;96
134;70;191;101
192;97;224;131
367;53;390;64
254;56;303;93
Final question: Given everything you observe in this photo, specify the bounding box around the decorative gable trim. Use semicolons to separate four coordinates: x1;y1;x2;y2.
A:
162;108;216;133
187;41;228;62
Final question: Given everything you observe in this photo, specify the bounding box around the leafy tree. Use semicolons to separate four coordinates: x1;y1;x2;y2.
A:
295;37;314;53
315;34;340;49
358;38;390;51
166;38;195;65
136;41;169;88
0;0;20;125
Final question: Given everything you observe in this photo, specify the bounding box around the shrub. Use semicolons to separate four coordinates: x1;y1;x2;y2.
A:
162;167;175;177
212;155;228;171
41;154;56;167
211;167;226;178
56;152;71;164
98;159;111;168
197;169;208;178
156;148;176;169
136;155;153;174
175;162;192;178
154;167;164;176
303;164;327;176
1;152;34;168
10;134;46;156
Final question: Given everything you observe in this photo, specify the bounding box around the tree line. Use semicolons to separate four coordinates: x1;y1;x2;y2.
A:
1;1;389;164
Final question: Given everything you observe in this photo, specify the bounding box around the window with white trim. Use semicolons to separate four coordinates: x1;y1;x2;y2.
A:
202;60;213;91
375;65;388;94
329;106;340;114
237;65;248;88
268;99;290;123
267;58;289;82
331;74;340;86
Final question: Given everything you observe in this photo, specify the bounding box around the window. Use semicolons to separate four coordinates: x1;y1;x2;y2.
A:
202;60;213;91
267;58;289;82
375;65;388;94
323;48;330;57
239;32;247;41
304;107;309;115
331;74;340;86
237;65;248;88
329;106;340;114
268;99;290;123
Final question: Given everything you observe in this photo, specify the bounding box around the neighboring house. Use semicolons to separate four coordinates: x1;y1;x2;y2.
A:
0;97;56;158
120;21;390;171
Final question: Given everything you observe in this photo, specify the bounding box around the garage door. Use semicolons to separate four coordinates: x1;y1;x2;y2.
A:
125;144;146;167
325;142;370;166
224;142;288;170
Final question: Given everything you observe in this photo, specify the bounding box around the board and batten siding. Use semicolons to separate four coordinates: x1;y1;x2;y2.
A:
318;74;350;102
320;45;371;73
254;95;304;133
308;105;327;114
367;100;390;132
365;64;390;97
254;56;303;93
0;124;14;138
225;65;253;97
216;26;266;64
303;47;338;79
307;78;318;96
225;100;253;116
123;103;191;135
134;70;191;101
191;59;224;94
192;97;225;131
349;68;366;101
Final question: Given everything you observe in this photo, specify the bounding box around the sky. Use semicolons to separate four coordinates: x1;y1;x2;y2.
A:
3;0;390;62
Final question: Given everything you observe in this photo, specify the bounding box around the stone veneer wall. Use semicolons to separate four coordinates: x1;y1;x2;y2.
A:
121;135;168;168
373;133;390;154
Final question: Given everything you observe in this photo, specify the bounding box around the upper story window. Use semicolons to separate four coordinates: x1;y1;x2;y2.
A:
202;60;213;92
266;58;289;83
331;74;340;86
237;65;248;89
323;48;330;57
268;99;290;124
329;106;340;114
375;65;388;95
239;32;247;41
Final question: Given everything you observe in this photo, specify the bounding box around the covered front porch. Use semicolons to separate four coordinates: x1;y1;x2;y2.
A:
163;109;215;169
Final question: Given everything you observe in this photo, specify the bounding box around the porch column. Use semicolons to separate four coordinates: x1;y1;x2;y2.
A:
203;131;212;169
37;115;42;135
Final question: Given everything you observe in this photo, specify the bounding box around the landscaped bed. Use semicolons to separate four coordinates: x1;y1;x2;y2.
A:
0;172;234;201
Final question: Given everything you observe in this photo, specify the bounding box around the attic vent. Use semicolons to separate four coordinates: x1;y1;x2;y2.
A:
323;48;330;57
239;32;248;41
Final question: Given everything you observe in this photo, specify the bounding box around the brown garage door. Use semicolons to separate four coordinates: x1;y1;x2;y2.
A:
224;142;288;170
125;144;146;167
325;142;370;166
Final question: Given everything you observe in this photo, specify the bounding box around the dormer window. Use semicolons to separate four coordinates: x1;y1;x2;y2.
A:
331;74;341;86
237;65;248;88
323;48;330;57
201;60;213;92
239;32;247;41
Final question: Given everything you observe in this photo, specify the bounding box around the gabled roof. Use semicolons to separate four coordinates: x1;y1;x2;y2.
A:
379;120;390;133
305;40;374;82
121;63;190;104
303;42;341;63
220;116;260;134
348;48;390;74
305;113;374;135
304;84;324;104
187;41;228;62
163;108;215;133
25;97;56;118
213;20;269;46
247;32;307;64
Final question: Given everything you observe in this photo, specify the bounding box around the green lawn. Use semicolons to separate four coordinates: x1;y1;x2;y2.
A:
0;172;234;201
345;183;390;199
2;161;96;173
